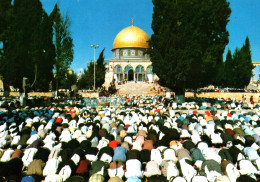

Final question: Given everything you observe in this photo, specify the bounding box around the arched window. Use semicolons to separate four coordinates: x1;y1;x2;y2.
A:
135;65;145;81
135;65;144;73
114;65;123;82
114;65;122;73
124;65;133;73
147;65;153;74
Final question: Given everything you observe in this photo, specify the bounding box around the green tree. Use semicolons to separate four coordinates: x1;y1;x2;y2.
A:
0;0;55;91
77;49;106;90
240;37;254;87
96;48;106;88
232;48;241;88
51;4;74;91
232;37;254;88
0;0;12;56
60;69;78;89
33;12;56;91
149;0;231;101
77;63;94;90
214;60;225;88
223;49;234;87
0;0;12;91
77;69;87;90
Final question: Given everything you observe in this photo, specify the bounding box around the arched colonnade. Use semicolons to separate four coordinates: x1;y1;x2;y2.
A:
114;64;153;82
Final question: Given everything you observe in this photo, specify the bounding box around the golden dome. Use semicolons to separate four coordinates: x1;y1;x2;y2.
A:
112;25;149;50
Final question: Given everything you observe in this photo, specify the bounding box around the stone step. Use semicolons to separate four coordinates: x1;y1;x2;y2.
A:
116;82;162;96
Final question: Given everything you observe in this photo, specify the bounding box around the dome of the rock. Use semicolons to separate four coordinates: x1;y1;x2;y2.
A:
112;25;149;50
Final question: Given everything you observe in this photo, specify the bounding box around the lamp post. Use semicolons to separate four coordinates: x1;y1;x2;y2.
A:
91;44;99;90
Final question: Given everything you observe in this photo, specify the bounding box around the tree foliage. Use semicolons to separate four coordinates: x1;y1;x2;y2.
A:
223;37;254;88
60;70;77;89
77;49;106;90
77;65;93;90
33;11;56;91
96;48;106;88
238;37;254;87
50;4;74;91
0;0;55;91
0;0;12;56
0;0;12;89
224;49;233;87
149;0;231;95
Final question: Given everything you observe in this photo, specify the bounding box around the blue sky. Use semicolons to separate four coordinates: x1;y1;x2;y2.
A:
41;0;260;78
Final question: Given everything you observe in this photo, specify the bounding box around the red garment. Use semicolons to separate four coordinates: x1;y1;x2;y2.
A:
125;124;130;130
55;117;63;123
225;129;234;136
154;109;160;113
109;140;119;149
205;111;211;116
76;159;91;174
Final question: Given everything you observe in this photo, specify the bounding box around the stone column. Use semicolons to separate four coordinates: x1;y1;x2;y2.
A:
251;67;255;83
122;72;125;83
133;70;136;81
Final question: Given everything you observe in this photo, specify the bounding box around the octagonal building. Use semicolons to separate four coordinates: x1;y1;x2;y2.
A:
104;22;157;88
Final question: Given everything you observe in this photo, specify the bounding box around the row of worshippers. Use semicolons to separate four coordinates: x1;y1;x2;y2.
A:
0;97;260;181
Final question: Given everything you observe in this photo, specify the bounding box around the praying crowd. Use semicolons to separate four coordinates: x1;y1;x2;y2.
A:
1;96;260;182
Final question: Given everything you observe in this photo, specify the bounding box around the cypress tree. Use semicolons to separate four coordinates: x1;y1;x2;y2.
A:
224;49;234;87
1;0;55;91
232;37;254;88
241;37;254;86
33;11;56;91
149;0;231;102
96;48;106;88
0;0;12;91
4;0;44;90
